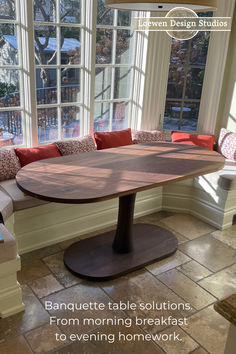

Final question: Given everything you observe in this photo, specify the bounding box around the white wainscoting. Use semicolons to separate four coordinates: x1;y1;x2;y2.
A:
9;187;163;254
5;180;235;255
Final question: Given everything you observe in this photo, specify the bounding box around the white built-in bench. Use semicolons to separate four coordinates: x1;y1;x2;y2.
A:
0;151;235;254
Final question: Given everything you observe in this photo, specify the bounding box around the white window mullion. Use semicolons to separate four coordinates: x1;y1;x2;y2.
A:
128;14;137;129
84;0;96;136
15;0;25;142
109;10;118;131
131;11;151;131
56;0;61;140
20;0;38;147
79;0;85;137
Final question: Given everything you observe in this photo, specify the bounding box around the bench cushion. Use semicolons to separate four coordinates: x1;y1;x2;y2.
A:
0;180;48;211
0;148;21;181
0;224;17;263
0;190;13;222
200;160;236;191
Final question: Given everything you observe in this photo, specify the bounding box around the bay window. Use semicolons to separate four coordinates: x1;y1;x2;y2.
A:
0;0;138;146
0;0;234;148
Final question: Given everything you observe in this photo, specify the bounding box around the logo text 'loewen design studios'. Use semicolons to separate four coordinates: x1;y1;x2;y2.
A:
134;7;231;40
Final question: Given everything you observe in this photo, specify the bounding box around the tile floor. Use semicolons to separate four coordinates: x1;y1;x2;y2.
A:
0;212;235;354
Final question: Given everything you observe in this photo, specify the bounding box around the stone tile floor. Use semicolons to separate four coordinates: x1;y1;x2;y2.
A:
0;212;235;354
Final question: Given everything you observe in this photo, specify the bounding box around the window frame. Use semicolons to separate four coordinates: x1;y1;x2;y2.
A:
164;33;211;132
0;0;147;147
33;0;84;144
2;0;232;147
141;0;236;136
94;8;137;132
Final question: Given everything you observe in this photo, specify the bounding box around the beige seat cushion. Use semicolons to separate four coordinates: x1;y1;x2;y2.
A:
0;224;17;263
0;190;13;222
200;160;236;191
0;179;49;211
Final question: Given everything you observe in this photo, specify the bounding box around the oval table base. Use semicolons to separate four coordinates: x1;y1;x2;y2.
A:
64;224;178;281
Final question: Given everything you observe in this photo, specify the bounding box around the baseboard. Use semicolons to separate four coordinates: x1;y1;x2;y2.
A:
162;185;235;230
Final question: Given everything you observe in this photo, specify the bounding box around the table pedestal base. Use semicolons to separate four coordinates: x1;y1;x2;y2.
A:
64;223;178;281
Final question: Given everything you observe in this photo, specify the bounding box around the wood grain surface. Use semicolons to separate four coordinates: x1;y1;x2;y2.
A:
16;142;225;204
64;223;178;280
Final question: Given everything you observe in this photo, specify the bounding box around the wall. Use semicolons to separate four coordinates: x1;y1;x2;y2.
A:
215;5;236;135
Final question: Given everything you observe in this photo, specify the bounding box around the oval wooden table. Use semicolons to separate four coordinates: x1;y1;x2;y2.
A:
16;142;225;281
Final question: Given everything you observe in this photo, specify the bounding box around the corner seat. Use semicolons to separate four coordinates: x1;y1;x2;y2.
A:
198;160;236;191
0;179;49;212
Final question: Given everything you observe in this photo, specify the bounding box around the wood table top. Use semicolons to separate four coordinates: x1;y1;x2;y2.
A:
16;142;225;204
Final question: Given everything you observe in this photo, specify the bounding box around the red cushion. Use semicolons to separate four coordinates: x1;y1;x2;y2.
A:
15;143;61;167
171;132;215;150
94;129;133;150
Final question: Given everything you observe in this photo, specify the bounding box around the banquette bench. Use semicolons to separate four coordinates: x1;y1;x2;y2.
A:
0;128;235;317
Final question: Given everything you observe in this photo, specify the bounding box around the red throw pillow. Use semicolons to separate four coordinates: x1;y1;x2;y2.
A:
15;143;61;167
94;128;133;150
171;132;215;150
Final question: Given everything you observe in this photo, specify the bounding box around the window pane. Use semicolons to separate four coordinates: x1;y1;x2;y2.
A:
35;26;57;65
116;30;133;64
61;27;81;65
94;102;110;132
112;102;129;131
185;68;205;100
118;11;132;26
61;106;80;138
0;111;23;146
181;102;199;131
61;68;80;103
60;0;81;23
0;69;20;107
164;101;199;131
37;107;58;142
34;0;56;22
94;67;112;100
0;24;18;65
114;67;131;99
0;0;15;20
96;29;113;64
164;101;181;130
166;66;184;99
190;32;210;65
36;68;57;104
170;40;188;66
164;30;211;131
97;0;114;25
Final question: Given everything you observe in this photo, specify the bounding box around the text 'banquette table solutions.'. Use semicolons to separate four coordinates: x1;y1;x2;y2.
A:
16;142;225;280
